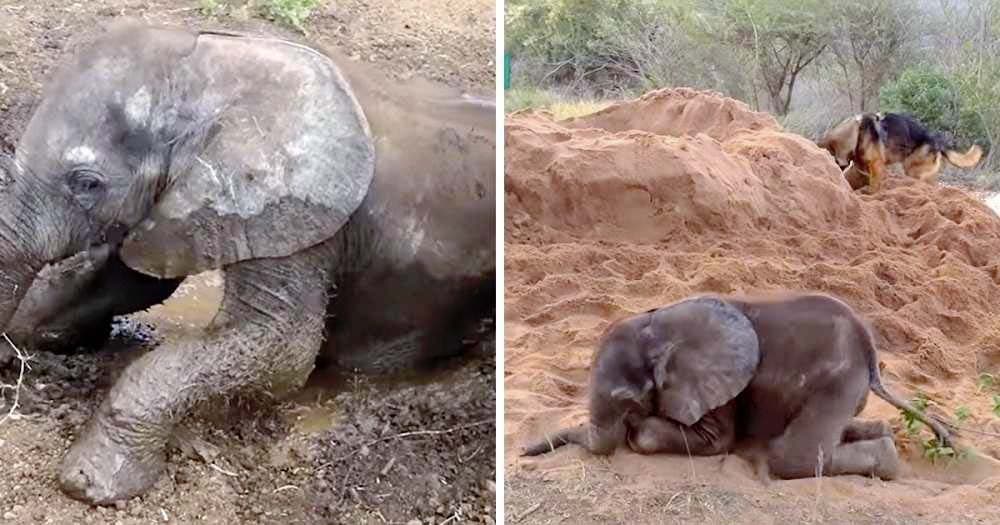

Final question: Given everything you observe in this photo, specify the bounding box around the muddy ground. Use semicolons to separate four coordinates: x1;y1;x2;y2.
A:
0;1;496;524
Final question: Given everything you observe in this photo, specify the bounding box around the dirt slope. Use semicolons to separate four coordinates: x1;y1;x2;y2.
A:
505;88;1000;524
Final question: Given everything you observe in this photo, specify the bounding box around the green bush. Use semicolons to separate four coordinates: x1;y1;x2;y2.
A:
879;66;988;151
258;0;320;33
879;68;961;136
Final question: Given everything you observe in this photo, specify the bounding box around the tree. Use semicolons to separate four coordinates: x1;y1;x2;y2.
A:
714;0;833;115
827;0;917;112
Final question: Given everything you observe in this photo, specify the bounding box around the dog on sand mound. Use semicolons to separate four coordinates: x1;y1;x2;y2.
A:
818;112;982;192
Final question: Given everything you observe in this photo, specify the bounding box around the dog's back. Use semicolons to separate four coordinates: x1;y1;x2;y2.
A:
877;113;948;159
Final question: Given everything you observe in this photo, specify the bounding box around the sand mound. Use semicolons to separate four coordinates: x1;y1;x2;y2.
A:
505;88;1000;520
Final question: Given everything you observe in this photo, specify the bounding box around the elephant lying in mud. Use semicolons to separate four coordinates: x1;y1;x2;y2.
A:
522;293;951;480
0;22;494;504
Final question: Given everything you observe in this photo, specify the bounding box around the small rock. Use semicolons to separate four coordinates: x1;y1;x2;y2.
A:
3;512;15;520
406;520;421;525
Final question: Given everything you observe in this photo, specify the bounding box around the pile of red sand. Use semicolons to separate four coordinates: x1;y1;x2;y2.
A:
505;88;1000;490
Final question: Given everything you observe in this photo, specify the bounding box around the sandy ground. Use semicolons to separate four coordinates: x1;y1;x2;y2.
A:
0;1;496;523
504;89;1000;524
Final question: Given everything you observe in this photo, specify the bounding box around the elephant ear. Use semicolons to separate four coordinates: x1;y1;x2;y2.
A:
120;32;374;278
649;297;760;426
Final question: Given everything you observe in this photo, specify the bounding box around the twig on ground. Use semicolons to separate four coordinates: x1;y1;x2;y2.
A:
0;333;33;425
514;502;541;522
209;463;239;477
813;445;825;522
379;456;396;476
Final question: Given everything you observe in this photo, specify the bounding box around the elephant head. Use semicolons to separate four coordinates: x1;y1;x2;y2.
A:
522;296;761;456
645;296;761;426
0;22;375;332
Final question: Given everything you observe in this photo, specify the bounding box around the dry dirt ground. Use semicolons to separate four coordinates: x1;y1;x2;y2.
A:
505;89;1000;524
0;1;496;524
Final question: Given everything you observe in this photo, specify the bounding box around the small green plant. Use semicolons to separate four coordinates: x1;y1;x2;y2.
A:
199;0;225;16
922;438;960;462
978;372;997;392
993;394;1000;418
902;392;930;436
899;393;967;463
258;0;319;33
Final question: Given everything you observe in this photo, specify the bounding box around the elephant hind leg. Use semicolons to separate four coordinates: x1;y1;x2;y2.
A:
766;382;858;479
768;384;897;479
842;418;891;443
826;437;900;480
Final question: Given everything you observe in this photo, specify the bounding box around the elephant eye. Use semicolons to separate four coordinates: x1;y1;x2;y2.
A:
67;169;106;195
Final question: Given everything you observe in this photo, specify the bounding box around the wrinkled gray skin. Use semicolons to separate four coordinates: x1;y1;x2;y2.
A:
521;293;952;481
0;22;494;504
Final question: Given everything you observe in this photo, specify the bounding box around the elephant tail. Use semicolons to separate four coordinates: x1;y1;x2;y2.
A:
520;424;588;456
860;322;953;449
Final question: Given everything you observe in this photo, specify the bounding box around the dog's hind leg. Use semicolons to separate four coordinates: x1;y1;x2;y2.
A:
902;148;941;183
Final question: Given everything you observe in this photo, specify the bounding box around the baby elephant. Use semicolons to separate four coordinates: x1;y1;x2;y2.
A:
522;293;951;480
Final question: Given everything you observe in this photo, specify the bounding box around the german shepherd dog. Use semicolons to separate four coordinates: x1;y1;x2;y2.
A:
818;112;983;192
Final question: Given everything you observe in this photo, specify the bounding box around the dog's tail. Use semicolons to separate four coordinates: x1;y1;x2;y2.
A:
521;424;587;456
858;320;953;448
943;144;983;168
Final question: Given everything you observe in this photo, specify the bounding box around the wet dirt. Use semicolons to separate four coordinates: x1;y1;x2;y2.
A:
0;1;496;524
505;88;1000;524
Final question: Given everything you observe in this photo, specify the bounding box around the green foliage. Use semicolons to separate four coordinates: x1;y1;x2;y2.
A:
879;66;990;151
199;0;224;16
258;0;320;33
902;392;929;436
922;438;959;462
880;67;961;135
978;372;997;391
994;394;1000;418
899;393;966;464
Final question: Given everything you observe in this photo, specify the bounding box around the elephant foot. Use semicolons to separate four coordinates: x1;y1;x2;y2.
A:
827;436;900;480
870;436;901;480
58;407;166;505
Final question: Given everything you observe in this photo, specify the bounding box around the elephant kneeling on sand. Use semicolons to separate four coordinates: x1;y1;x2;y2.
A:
0;22;494;504
522;293;952;480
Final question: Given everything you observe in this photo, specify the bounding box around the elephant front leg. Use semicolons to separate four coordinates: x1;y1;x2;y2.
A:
628;403;736;456
57;245;333;504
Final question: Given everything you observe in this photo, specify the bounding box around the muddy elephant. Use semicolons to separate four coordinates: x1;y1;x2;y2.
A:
0;22;494;504
521;293;951;480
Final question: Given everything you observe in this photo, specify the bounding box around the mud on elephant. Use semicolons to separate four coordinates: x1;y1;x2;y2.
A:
0;22;494;504
521;293;951;481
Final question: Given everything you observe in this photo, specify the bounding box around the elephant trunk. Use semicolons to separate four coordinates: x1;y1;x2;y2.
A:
0;156;82;334
0;213;43;336
520;419;626;457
